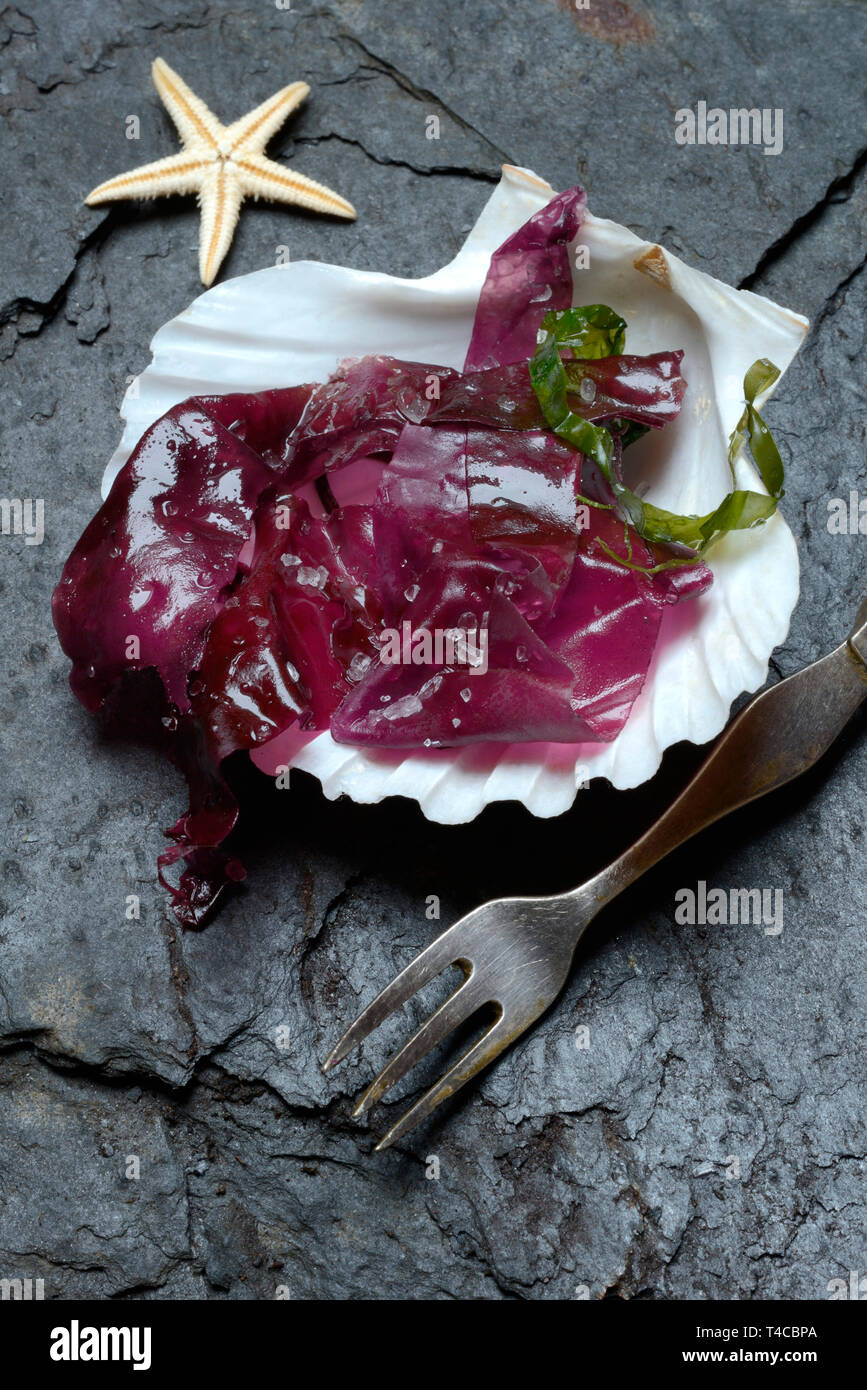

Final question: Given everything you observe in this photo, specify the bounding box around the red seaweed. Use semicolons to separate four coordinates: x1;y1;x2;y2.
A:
53;186;712;926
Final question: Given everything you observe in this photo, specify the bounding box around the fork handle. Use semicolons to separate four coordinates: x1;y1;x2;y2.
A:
585;600;867;909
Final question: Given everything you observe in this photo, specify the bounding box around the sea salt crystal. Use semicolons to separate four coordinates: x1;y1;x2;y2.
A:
297;564;328;589
382;693;424;721
347;652;372;682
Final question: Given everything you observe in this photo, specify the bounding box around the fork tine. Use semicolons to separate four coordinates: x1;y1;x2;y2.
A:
321;919;474;1072
352;973;487;1116
373;1014;512;1151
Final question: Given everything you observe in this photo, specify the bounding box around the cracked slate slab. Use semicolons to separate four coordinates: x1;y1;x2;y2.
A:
0;0;865;1300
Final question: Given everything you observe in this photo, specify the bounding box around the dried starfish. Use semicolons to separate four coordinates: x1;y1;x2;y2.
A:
86;57;356;286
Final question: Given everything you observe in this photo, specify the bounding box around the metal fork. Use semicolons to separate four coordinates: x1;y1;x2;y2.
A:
323;599;867;1150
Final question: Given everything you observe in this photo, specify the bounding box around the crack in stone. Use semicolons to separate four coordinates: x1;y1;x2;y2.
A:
292;131;499;184
810;248;867;336
739;145;867;293
423;1188;521;1298
0;209;114;354
156;913;200;1064
333;31;512;166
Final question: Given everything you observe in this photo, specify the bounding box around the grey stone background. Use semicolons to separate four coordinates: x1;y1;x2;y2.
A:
0;0;864;1300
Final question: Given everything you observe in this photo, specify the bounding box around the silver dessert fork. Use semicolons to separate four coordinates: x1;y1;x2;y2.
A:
323;599;867;1150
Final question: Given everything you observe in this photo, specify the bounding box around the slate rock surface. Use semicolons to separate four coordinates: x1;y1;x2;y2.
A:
0;0;864;1299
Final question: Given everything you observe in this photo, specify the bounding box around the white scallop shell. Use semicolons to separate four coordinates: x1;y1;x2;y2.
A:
103;165;808;821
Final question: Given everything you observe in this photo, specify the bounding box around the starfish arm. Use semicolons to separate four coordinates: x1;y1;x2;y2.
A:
225;82;310;157
234;153;356;219
152;57;223;150
86;151;210;205
197;162;245;286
